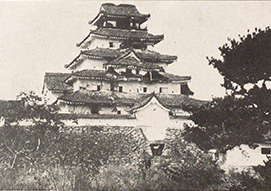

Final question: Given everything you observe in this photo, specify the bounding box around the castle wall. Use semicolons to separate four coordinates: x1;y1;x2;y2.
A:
59;104;92;114
73;79;111;92
74;59;105;71
114;68;147;76
217;143;271;171
87;37;121;49
117;81;181;94
61;96;192;142
63;117;190;140
42;85;63;104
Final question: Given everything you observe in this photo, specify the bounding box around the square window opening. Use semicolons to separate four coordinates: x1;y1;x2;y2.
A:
109;42;114;48
143;87;147;93
261;148;271;154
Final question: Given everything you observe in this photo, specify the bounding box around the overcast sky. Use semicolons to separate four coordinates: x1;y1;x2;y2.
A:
1;1;271;100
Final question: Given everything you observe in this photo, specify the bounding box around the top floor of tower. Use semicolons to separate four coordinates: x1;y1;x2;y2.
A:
89;3;150;30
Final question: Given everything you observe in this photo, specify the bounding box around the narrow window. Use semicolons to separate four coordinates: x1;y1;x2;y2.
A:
110;85;114;91
109;42;114;48
97;85;101;91
143;87;147;93
119;86;123;92
261;148;271;154
159;87;162;93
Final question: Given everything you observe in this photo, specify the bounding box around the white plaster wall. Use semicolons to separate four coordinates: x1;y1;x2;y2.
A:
87;37;121;50
74;59;105;71
42;86;63;104
134;101;189;140
99;107;114;115
114;68;147;76
219;144;271;170
63;117;187;133
60;97;191;141
116;106;129;115
59;104;92;114
64;118;137;127
73;79;111;92
118;81;181;94
99;106;129;115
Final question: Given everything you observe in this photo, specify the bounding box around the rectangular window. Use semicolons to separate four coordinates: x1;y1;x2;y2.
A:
117;111;121;115
159;87;168;93
109;42;114;47
143;87;147;93
261;148;271;154
119;86;123;92
97;85;101;91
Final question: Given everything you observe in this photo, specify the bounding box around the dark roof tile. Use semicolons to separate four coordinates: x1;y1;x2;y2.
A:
66;48;177;69
44;73;73;93
104;57;164;71
72;69;116;80
92;28;163;42
135;50;177;63
163;73;191;82
58;90;206;110
100;3;150;18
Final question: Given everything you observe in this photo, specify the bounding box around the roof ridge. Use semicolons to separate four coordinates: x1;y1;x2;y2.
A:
45;72;71;75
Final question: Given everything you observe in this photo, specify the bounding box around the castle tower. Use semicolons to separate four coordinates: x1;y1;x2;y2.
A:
42;3;201;146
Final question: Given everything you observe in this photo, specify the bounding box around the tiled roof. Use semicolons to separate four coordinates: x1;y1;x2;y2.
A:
104;57;164;72
0;100;25;119
58;90;150;106
135;50;177;63
129;93;208;111
43;73;73;93
82;48;124;59
163;73;191;82
92;28;164;42
58;90;205;110
100;3;150;18
71;69;116;81
66;48;177;69
89;3;150;25
58;113;136;120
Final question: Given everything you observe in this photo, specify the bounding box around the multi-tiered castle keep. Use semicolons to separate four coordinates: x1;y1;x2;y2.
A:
42;3;203;141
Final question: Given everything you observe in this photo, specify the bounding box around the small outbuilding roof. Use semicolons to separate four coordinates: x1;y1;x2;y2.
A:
163;73;191;82
43;73;73;93
0;100;25;120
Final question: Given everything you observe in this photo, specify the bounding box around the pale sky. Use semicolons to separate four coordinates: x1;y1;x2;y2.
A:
1;1;271;100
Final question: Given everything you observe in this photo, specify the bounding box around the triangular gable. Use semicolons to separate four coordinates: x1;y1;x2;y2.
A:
116;49;142;62
132;95;170;113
